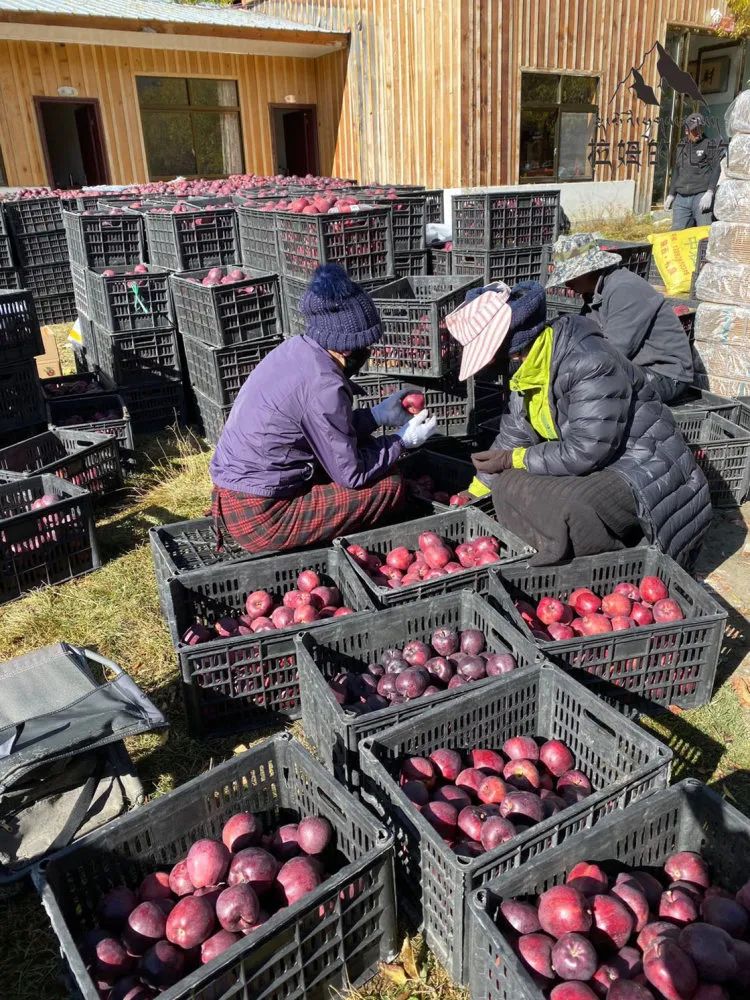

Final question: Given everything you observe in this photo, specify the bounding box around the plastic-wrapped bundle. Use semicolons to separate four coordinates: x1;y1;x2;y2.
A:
725;90;750;137
695;259;750;306
693;342;750;397
726;134;750;179
714;177;750;223
706;220;750;265
694;300;750;345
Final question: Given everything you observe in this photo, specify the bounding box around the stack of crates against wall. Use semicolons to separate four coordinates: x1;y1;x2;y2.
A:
5;197;75;325
169;265;283;444
0;204;21;291
281;274;395;338
451;189;561;286
0;289;46;442
544;238;654;316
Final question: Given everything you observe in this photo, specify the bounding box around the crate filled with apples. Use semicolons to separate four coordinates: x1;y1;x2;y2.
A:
88;264;174;334
0;427;123;497
295;589;543;788
336;507;533;607
170;266;281;348
366;275;480;378
142;204;239;272
40;370;116;401
33;735;397;1000
400;447;493;513
468;779;750;1000
488;548;727;713
62;208;147;270
358;662;671;984
167;547;374;738
47;392;135;451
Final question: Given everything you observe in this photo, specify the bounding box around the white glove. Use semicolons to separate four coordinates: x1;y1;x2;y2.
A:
397;409;439;449
699;189;714;212
370;387;411;428
664;195;674;210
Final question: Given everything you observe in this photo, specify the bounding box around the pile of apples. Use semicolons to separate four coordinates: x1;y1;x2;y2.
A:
180;569;355;646
180;266;261;292
81;810;336;998
404;472;466;508
516;576;685;642
42;377;106;398
497;852;750;999
396;737;592;857
253;194;363;215
101;264;150;279
329;624;518;715
57;405;122;428
346;529;503;590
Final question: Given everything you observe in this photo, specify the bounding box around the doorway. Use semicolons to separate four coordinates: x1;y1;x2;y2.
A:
35;98;110;189
269;105;319;176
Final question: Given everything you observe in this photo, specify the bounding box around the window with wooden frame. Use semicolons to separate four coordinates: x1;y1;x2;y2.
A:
520;73;599;183
136;77;244;181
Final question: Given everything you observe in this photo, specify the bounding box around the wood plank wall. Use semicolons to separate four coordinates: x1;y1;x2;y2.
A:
0;40;326;186
258;0;727;207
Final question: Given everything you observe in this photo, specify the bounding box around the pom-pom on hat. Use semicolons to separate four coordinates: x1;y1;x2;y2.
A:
301;264;382;352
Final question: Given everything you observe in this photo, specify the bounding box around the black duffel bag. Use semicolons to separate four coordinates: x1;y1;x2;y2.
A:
0;642;167;885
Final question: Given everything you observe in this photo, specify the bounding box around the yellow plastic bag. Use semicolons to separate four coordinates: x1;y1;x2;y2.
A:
647;226;710;296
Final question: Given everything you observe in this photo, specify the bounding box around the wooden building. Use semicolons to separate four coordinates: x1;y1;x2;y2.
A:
0;0;746;211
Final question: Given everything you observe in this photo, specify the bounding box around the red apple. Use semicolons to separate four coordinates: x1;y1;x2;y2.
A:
639;576;668;604
245;590;273;620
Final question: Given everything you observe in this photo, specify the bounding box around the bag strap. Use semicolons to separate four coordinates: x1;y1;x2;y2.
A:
47;756;105;854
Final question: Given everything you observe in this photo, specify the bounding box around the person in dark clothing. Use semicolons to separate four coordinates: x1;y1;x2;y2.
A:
666;112;724;229
445;281;711;567
546;233;694;403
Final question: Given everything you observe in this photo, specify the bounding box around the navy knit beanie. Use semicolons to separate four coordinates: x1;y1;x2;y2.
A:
301;264;382;352
507;281;548;355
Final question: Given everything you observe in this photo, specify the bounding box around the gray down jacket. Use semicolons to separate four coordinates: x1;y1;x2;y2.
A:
489;314;712;565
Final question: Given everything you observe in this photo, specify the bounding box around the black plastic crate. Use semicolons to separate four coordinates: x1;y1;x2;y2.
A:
468;779;750;1000
19;262;73;298
430;247;451;275
0;233;13;267
670;386;739;417
0;427;123;496
393;249;430;276
183;333;281;407
452;247;546;285
0;289;43;364
335;506;533;608
14;228;69;268
94;322;182;386
399;447;492;512
368;275;480;378
452;189;561;250
32;733;397;1000
296;589;545;789
0;267;20;290
88;264;173;333
281;275;393;337
33;290;77;326
0;474;100;604
121;379;187;432
47;392;135;452
0;360;45;435
353;372;478;438
236;202;281;272
425;189;444;224
361;191;428;249
4;197;62;235
167;547;376;738
194;386;230;444
487;546;727;714
276;207;394;281
70;262;90;317
673;409;750;506
544;239;654;310
144;205;239;271
170;266;282;347
359;662;671;984
62;209;146;269
40;369;114;401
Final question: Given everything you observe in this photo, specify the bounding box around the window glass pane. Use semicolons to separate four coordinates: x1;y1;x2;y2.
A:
188;79;239;108
192;112;244;177
141;111;196;178
137;76;188;108
561;75;598;105
520;108;557;179
521;73;560;104
558;111;595;180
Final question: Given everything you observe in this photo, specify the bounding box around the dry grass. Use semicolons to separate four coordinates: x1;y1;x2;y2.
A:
570;210;671;242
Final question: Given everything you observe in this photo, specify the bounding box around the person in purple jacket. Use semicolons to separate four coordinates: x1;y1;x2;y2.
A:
210;264;438;553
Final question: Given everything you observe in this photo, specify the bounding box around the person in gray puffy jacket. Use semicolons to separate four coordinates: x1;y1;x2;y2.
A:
450;281;711;567
546;233;694;403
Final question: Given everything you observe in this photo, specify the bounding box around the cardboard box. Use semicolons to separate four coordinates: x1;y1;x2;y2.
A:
35;326;62;378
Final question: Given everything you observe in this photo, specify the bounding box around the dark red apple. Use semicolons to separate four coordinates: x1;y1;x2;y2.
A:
98;886;138;930
139;940;185;988
200;929;242;964
123;902;167;956
471;748;506;773
168;860;195;898
652;599;684;623
701;894;748;937
517;932;555;979
435;784;472;810
186;839;231;889
566;862;608;897
503;736;539;761
166;895;215;949
456;767;487;797
664;852;710;890
637;920;681;953
298;816;333;855
678;922;737;983
477;775;509;805
401;756;438;788
611;879;650;932
94;937;135;983
228;847;279;894
402;639;432;666
503;758;541;792
500;898;542;935
643;939;697;1000
271;824;300;860
138;872;172;902
658;888;699;926
480;815;516;851
429;748;463;782
431;627;460;655
422;801;458;839
402;780;430;808
551;932;598;981
216;883;261;932
639;576;669;604
485;652;518;675
549;984;598;1000
500;790;545;825
276;856;322;905
590;893;634;952
538;885;593;938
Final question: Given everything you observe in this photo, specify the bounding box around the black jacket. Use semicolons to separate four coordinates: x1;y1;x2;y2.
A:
582;267;694;383
490;315;711;565
669;136;724;196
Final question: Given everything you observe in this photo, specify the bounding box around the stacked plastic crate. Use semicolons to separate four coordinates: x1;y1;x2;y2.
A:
4;197;76;325
64;205;184;432
0;288;46;444
450;189;561;287
0;205;20;292
350;186;443;277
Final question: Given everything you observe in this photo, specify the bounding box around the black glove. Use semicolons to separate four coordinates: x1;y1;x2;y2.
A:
471;449;514;474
